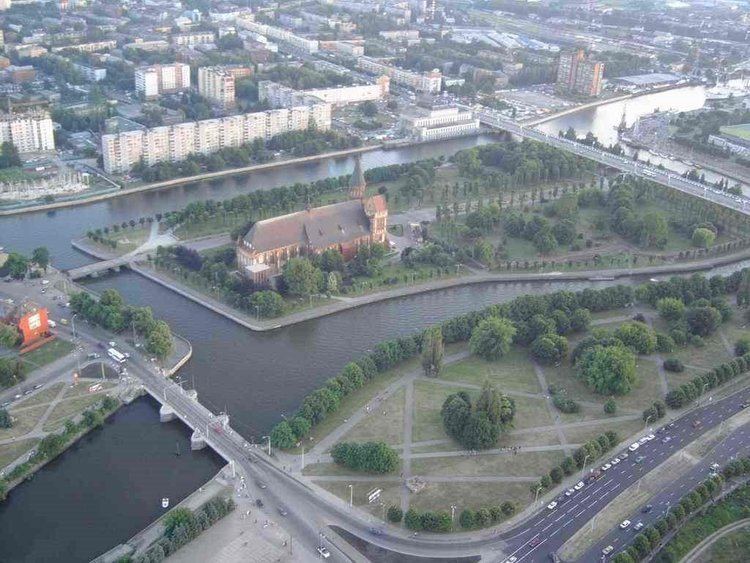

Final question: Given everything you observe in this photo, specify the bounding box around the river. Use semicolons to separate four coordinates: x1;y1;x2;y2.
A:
0;85;743;560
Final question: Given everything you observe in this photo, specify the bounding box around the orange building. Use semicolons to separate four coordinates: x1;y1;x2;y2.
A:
18;307;49;346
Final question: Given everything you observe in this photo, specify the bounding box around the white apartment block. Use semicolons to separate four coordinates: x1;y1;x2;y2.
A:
401;106;480;142
357;57;442;93
171;31;215;47
50;40;117;53
235;19;318;53
198;66;237;108
0;111;55;153
101;105;331;174
135;63;191;99
259;76;390;108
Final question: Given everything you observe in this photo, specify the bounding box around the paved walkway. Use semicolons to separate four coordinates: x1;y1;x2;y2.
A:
400;380;415;513
533;362;572;456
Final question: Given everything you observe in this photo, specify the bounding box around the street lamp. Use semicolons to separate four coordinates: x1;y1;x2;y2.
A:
262;435;271;456
534;485;543;506
581;454;590;478
450;504;457;527
644;413;654;433
348;484;354;507
71;313;78;339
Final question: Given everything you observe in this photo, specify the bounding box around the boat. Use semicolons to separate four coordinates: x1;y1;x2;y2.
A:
161;498;169;509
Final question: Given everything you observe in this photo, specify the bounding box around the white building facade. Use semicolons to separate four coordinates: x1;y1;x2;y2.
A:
401;106;480;142
101;105;332;173
259;76;389;108
0;111;55;153
356;57;441;93
135;63;191;99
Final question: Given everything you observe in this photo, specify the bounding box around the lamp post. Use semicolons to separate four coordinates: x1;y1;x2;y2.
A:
581;454;590;478
451;504;457;528
644;413;654;433
534;485;543;506
71;313;78;339
262;435;271;456
348;484;353;507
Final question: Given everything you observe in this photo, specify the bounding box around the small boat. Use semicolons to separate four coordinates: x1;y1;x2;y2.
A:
161;498;169;509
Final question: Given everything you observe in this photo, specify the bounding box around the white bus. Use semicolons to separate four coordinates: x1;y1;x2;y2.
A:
107;348;126;364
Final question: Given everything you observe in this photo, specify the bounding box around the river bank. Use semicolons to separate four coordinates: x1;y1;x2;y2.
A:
0;145;382;218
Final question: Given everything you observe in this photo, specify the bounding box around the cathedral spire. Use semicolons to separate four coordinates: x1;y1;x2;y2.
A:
348;154;366;200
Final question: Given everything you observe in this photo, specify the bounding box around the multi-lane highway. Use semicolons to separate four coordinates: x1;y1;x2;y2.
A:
476;107;750;217
5;274;750;562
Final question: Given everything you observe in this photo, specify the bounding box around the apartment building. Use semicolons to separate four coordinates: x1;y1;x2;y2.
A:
0;111;55;153
234;19;319;53
197;66;252;109
101;105;331;173
318;40;364;57
401;105;480;142
135;63;191;99
50;40;117;53
259;76;389;108
171;31;215;47
356;57;441;93
556;49;604;97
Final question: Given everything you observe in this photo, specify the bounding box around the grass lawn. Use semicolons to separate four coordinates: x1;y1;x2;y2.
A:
719;315;750;349
409;481;533;516
9;383;64;409
671;332;732;369
1;405;47;440
0;438;40;470
562;417;643;446
42;394;108;432
411;450;566;478
342;387;405;445
509;395;554;430
313;480;402;516
663;365;708;392
557;401;614;424
303;461;403;477
412;380;475;443
501;429;562;449
697;526;750;563
63;380;116;400
292;358;419;454
440;348;542;394
20;339;75;374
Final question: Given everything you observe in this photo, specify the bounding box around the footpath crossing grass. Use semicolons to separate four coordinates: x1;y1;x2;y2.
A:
440;348;542;394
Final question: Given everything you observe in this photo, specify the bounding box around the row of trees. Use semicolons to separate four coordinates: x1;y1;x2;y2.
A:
611;472;728;563
69;290;174;360
441;381;516;450
665;353;750;408
330;441;399;473
134;496;236;563
0;247;50;280
532;431;620;497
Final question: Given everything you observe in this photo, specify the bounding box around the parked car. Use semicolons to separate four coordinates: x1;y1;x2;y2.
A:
642;504;653;513
620;520;631;529
547;501;558;510
317;546;330;559
602;545;614;555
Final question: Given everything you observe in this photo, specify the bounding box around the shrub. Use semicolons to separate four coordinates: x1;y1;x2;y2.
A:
735;336;750;357
663;358;684;373
387;505;403;523
604;398;617;414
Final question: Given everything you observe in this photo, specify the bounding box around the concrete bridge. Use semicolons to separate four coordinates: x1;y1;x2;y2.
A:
475;106;750;216
65;255;139;280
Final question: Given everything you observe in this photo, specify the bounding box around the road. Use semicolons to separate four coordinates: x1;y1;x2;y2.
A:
5;275;750;562
476;107;750;217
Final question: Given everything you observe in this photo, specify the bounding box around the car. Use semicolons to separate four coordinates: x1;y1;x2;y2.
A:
23;389;32;395
255;480;267;489
87;353;100;359
503;557;517;563
369;527;383;535
547;501;558;510
642;504;653;513
629;443;640;452
277;505;289;516
710;463;720;471
601;463;612;471
602;545;614;555
620;520;631;529
741;402;750;409
529;537;542;547
611;458;621;465
254;499;263;508
635;455;645;463
647;434;656;441
317;546;331;559
574;481;585;490
33;384;43;390
633;522;644;532
13;393;21;400
662;436;672;444
565;488;575;496
638;437;649;445
620;452;629;459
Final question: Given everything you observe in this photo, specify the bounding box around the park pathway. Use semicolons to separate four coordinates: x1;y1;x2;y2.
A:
400;381;415;513
532;363;572;457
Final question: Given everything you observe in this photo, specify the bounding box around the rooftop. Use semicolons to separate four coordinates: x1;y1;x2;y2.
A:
720;123;750;141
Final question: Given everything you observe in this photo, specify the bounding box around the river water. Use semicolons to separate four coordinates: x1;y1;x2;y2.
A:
0;84;743;560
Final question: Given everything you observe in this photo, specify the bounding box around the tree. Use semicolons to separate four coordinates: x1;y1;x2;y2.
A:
387;505;403;523
530;334;568;364
3;253;28;279
421;325;444;377
404;509;422;530
330;441;399;473
570;308;591;332
270;421;296;448
657;298;685;321
31;247;50;271
614;322;657;354
469;317;517;361
0;323;19;348
146;320;173;360
604;398;617;414
249;290;284;318
476;380;515;427
282;257;322;297
0;407;11;428
0;141;21;169
578;344;638;395
163;508;197;539
640;211;668;248
735;335;750;357
360;101;378;117
459;509;475;529
692;227;716;249
686;306;722;336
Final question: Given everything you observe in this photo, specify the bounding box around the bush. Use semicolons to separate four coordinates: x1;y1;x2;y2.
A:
469;317;516;360
663;358;684;373
386;505;403;523
330;442;399;473
604;398;617;414
735;335;750;357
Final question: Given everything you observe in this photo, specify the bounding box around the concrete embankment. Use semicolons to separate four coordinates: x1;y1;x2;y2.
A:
131;245;750;332
0;145;381;217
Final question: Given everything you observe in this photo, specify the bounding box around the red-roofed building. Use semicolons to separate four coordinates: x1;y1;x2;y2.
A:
236;155;388;283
